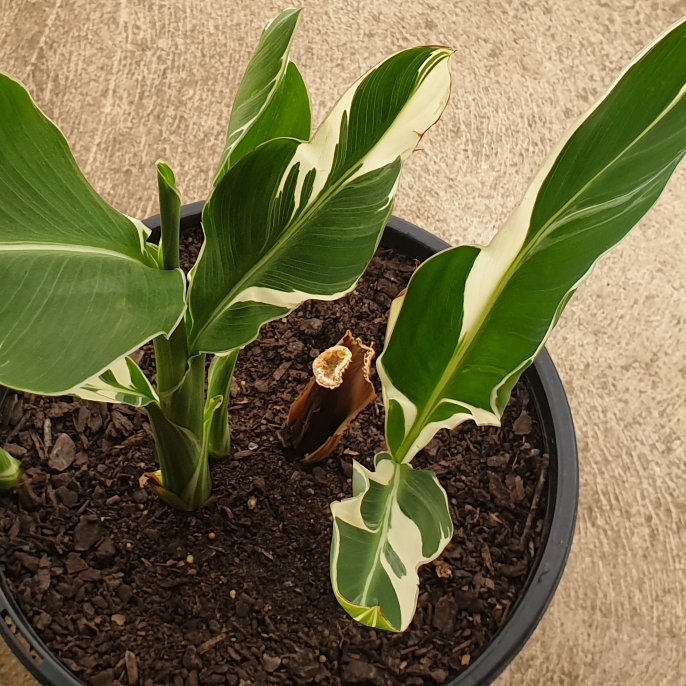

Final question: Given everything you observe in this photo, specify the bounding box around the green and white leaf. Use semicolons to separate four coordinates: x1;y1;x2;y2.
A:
379;17;686;463
214;8;311;182
188;46;452;355
0;446;23;492
70;356;158;407
0;73;186;396
330;454;453;632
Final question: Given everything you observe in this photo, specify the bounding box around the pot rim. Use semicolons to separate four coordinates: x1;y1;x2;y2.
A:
0;207;579;686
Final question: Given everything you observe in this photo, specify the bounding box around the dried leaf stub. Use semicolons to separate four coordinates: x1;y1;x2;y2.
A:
312;346;352;389
287;331;375;463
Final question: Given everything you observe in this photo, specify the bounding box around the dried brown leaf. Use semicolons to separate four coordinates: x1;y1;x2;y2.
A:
286;331;376;463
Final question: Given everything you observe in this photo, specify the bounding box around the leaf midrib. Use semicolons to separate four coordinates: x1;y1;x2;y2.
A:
359;463;401;610
190;152;370;351
0;242;148;265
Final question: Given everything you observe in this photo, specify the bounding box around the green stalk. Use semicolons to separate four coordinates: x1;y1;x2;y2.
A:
144;160;212;510
145;355;212;511
206;349;240;458
153;160;188;405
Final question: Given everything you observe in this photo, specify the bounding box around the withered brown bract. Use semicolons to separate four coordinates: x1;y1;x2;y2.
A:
287;331;376;463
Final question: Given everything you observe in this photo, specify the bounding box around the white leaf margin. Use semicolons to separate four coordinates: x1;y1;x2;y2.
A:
69;356;158;407
378;16;686;464
330;457;452;631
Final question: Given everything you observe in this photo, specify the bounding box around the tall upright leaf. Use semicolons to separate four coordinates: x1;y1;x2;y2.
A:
0;74;186;395
214;8;311;182
188;47;452;355
379;17;686;463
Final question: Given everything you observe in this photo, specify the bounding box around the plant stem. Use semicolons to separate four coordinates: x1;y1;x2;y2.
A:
145;354;211;510
154;325;191;417
144;160;212;510
206;350;240;458
153;158;193;426
153;159;196;431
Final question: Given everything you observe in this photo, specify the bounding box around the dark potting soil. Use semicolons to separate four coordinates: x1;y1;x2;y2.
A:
0;232;548;686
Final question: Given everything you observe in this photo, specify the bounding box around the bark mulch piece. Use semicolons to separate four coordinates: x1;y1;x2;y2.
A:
0;233;548;686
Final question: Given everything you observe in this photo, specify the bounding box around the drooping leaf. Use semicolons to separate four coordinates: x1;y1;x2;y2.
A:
188;46;452;355
330;454;453;631
214;9;311;182
379;17;686;463
70;357;158;407
0;74;186;395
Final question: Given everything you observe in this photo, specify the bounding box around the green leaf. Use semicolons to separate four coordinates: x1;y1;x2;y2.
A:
70;356;158;407
0;74;186;396
0;447;23;492
330;454;453;631
379;17;686;463
214;9;310;182
188;46;452;355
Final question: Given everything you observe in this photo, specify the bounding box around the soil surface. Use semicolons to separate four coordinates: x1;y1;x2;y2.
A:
0;233;548;686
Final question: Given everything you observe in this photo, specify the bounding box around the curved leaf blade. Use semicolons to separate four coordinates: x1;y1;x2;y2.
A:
0;74;186;395
379;18;686;462
189;47;452;355
330;454;453;631
214;8;309;181
70;357;158;407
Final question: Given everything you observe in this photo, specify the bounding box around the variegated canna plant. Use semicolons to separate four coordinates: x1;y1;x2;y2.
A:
3;6;686;638
329;18;686;631
0;10;452;509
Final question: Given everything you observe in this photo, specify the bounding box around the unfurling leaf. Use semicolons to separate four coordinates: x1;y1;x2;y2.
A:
287;332;375;462
330;454;453;632
0;446;23;492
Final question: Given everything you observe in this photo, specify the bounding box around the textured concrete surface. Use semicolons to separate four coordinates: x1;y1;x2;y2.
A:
1;1;685;684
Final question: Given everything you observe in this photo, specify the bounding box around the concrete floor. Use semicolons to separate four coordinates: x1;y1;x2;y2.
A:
1;0;685;684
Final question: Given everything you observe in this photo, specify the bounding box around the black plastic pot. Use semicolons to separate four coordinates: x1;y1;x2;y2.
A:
0;207;579;686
